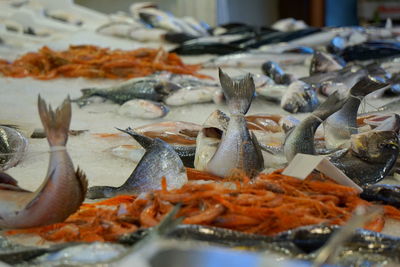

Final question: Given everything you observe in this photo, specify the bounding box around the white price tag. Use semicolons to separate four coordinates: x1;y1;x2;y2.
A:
282;153;363;193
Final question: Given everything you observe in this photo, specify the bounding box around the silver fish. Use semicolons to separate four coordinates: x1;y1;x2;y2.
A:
74;77;179;106
0;96;88;228
280;80;319;113
118;99;169;119
205;69;264;178
318;67;368;96
284;91;347;162
164;86;223;106
309;51;344;75
324;76;389;149
0;125;28;171
328;130;399;185
203;51;311;68
118;127;196;168
86;138;187;199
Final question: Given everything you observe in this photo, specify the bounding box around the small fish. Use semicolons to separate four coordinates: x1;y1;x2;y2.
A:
118;127;196;168
324;76;389;149
118;99;169;119
86;138;187;199
284;91;346;162
0;125;28;171
0;96;88;228
205;69;264;178
261;61;295;85
73;77;179;106
309;51;344;75
164;86;223;106
138;8;182;33
280;80;319;113
329;130;399;185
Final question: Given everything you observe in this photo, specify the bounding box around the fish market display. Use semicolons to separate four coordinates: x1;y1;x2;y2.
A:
0;96;87;228
0;46;208;79
7;169;400;243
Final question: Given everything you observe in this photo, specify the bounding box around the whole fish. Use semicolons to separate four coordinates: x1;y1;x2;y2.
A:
171;42;243;56
0;96;87;228
340;41;400;62
86;138;187;199
118;127;196;168
205;68;264;178
0;125;28;171
118;99;169;119
309;51;344;75
329;130;399;185
261;61;295;85
280;80;319;113
74;77;179;106
284;91;346;162
164;86;224;106
324;76;389;149
203;51;312;68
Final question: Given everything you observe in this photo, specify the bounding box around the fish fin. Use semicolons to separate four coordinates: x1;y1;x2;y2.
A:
0;172;18;186
350;75;389;96
251;132;265;168
37;95;71;147
313;91;347;121
218;68;255;115
75;167;88;202
116;127;154;149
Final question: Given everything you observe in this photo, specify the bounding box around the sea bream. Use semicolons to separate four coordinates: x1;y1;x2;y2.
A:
205;68;264;178
0;96;87;228
87;137;187;199
324;76;389;149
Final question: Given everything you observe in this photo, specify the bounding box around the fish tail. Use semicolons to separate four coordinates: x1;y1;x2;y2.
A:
218;68;255;115
313;91;347;121
37;95;71;147
350;76;389;96
116;127;154;149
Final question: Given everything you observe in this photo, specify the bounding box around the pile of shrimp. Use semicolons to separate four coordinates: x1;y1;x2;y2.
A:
0;45;210;80
7;169;400;242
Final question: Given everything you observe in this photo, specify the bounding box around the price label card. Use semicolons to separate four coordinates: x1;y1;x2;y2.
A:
282;153;363;193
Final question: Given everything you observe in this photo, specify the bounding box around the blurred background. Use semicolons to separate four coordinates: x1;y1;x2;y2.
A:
76;0;399;27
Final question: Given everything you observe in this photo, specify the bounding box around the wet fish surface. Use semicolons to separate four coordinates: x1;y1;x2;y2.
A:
205;69;264;178
0;125;28;171
87;137;188;199
0;96;88;228
280;80;319;113
328;130;399;185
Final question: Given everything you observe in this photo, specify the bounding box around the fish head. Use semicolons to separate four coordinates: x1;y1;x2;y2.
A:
351;130;399;163
281;81;320;113
203;110;230;130
154;81;181;96
309;51;343;75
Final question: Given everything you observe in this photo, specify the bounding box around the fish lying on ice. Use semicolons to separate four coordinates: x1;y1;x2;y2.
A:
0;125;28;171
118;99;169;119
73;77;179;106
87;137;187;199
280;80;320;113
309;51;344;75
261;61;295;85
324;76;389;149
329;130;399;185
205;69;264;178
0;96;87;228
284;91;347;162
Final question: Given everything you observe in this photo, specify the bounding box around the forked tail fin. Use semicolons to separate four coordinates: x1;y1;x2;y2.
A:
218;68;255;115
37;95;71;147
